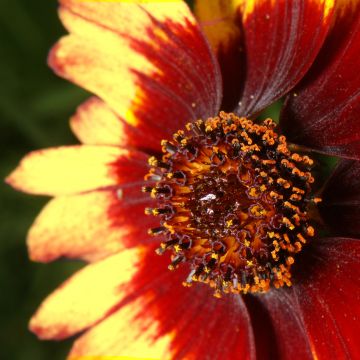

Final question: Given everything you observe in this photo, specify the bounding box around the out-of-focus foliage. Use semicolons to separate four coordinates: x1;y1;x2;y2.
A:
0;0;87;358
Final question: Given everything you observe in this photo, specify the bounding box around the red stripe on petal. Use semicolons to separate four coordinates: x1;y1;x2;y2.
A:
237;0;335;117
50;1;221;141
29;249;141;340
195;0;245;110
124;247;256;360
68;296;172;359
281;3;360;159
28;186;157;263
70;97;161;153
6;146;148;196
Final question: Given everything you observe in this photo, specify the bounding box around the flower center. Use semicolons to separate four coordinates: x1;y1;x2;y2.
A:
143;112;319;297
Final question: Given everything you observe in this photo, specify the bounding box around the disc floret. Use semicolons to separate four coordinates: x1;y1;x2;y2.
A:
144;112;318;296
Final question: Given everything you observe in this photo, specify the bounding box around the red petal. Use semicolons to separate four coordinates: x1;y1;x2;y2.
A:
293;237;360;359
195;0;245;110
125;247;256;360
237;0;335;116
50;1;221;140
27;186;157;263
257;290;314;359
320;160;360;237
70;97;161;152
244;295;280;359
281;4;360;159
260;237;360;359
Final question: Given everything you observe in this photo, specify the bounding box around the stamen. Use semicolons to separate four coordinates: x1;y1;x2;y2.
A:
144;112;318;296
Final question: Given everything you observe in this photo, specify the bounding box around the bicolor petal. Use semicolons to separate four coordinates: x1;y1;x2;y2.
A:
29;248;141;340
195;0;244;110
27;186;157;263
237;0;335;116
281;2;360;159
68;296;172;359
6;146;148;196
70;97;161;152
50;0;222;142
124;247;256;360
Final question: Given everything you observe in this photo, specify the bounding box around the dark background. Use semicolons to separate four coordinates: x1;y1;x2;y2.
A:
0;0;87;358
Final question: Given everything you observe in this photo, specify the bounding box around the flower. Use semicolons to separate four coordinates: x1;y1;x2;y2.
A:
6;0;360;359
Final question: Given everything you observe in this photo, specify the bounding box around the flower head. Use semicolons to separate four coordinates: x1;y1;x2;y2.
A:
6;0;360;359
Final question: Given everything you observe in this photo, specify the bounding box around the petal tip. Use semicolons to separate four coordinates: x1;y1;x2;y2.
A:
4;172;15;187
29;313;70;341
27;227;45;261
26;228;59;264
27;244;52;264
47;39;68;79
5;168;23;193
29;315;50;340
4;152;46;195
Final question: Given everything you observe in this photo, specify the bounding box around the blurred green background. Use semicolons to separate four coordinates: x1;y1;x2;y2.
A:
0;0;88;358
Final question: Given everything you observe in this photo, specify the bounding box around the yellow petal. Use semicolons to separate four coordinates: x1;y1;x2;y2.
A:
29;248;142;340
27;189;156;263
50;0;218;130
70;97;131;147
68;297;172;359
194;0;242;53
70;97;162;153
6;146;147;196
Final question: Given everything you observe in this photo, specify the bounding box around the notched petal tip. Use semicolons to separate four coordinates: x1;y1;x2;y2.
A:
29;314;67;341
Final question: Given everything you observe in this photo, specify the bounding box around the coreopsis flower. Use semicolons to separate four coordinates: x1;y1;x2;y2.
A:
6;0;360;359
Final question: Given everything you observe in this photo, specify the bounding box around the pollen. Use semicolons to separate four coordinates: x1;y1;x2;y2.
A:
144;112;318;296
